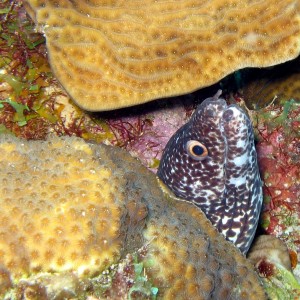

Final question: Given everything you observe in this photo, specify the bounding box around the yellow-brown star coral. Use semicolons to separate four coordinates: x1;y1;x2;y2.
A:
0;136;132;278
23;0;300;111
0;135;266;299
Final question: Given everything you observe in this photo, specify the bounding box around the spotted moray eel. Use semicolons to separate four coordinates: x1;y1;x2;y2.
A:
157;90;263;254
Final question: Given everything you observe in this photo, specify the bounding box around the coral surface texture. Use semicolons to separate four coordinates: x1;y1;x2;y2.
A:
0;135;266;299
23;0;300;110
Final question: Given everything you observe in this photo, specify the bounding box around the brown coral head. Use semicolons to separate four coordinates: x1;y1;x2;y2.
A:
24;0;300;111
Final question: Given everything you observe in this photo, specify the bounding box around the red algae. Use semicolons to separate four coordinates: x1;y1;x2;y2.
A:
255;100;300;254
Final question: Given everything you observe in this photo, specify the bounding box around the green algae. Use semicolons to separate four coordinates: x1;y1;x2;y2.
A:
128;257;158;300
0;2;120;143
0;99;29;126
256;98;300;133
149;158;160;169
0;74;25;96
0;8;10;14
262;265;300;300
261;214;271;230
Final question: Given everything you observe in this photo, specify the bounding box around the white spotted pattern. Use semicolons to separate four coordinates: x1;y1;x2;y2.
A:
157;91;263;254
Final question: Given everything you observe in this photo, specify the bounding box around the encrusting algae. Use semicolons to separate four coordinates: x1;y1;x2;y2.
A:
0;135;266;299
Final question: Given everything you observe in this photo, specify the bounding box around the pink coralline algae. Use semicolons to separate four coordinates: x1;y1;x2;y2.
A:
106;98;193;170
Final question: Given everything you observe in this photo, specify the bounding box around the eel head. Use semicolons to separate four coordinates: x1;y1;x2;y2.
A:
157;90;263;254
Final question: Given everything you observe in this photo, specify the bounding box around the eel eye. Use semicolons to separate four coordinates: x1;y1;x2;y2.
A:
186;140;208;160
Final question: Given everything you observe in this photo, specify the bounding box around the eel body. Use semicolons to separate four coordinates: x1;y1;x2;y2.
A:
157;90;263;254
